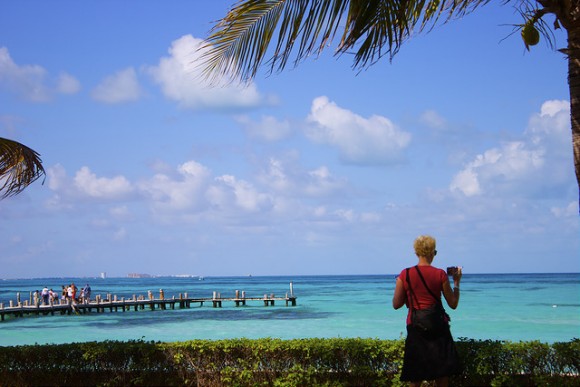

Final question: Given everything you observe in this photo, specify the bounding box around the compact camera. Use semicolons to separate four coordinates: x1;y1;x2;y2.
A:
446;266;459;276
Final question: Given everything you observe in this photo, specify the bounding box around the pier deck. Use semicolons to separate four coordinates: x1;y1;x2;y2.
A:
0;291;297;321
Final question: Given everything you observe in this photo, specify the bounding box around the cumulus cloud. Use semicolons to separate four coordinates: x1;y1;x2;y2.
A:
47;164;134;201
91;67;142;103
74;167;134;199
139;161;274;216
235;115;292;141
306;96;411;164
526;100;570;146
0;47;80;101
138;160;212;212
212;175;273;212
450;144;544;196
450;100;572;198
145;35;268;110
258;157;346;197
44;156;368;232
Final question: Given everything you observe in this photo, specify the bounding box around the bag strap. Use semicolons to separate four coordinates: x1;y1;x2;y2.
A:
405;268;420;309
414;265;443;306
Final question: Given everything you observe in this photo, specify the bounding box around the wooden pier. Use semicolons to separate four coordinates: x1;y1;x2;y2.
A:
0;287;297;322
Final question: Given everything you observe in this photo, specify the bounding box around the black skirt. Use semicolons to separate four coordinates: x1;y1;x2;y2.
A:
400;323;461;382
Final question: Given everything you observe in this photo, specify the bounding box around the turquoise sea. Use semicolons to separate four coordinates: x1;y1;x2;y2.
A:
0;273;578;346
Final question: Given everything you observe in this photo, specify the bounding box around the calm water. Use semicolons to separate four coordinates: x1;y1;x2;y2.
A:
0;273;578;346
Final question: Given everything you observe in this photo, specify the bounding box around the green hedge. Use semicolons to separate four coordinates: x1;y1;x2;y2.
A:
0;338;577;386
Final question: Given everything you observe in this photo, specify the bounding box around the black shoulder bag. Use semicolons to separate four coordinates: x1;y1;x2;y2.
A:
405;266;450;335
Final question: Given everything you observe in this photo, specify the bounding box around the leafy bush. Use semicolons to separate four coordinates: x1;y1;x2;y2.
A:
0;338;577;386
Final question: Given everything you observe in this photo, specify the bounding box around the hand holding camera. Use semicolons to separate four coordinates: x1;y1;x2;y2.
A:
446;266;463;284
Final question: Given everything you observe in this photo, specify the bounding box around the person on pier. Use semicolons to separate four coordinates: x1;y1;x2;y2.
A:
41;287;50;305
49;289;57;303
84;284;91;303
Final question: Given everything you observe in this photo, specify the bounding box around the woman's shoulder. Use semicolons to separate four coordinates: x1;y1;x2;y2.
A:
424;265;448;280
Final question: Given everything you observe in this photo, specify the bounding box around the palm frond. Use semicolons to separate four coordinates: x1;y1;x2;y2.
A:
200;0;351;82
200;0;493;82
0;137;45;199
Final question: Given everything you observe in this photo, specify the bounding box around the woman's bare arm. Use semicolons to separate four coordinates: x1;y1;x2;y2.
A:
392;277;406;309
442;268;462;309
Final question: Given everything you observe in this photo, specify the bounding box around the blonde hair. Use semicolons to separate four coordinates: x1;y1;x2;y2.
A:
414;235;436;258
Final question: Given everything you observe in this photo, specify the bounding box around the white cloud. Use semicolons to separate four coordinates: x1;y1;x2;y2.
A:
0;47;80;101
47;164;133;201
213;175;272;212
538;100;569;118
449;168;481;197
261;158;291;192
450;143;545;197
304;166;344;197
91;67;142;103
258;157;346;197
146;35;267;110
44;157;363;233
450;100;572;198
56;72;81;94
306;96;411;164
74;167;134;199
235;115;292;141
138;160;212;211
0;46;50;101
526;100;570;146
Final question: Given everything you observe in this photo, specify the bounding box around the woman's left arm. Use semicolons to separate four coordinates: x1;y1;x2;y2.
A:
442;279;460;309
443;267;462;309
392;277;406;309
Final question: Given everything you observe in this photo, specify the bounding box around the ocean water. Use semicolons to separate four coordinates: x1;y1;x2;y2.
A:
0;273;578;346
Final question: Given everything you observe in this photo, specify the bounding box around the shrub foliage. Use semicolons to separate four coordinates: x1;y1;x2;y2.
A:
0;338;577;386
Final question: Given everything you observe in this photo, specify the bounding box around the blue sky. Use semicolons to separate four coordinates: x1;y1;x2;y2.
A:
0;1;578;279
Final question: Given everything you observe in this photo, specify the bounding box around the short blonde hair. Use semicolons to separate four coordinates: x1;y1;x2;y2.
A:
414;235;436;257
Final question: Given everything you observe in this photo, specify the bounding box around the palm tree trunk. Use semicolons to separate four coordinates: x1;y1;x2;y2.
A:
567;25;580;214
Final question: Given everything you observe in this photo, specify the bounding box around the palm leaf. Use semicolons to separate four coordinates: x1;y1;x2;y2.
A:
200;0;491;82
0;137;45;199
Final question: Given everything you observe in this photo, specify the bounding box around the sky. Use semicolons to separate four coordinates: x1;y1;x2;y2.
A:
0;1;578;279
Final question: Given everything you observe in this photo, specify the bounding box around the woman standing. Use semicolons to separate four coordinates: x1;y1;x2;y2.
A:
392;235;462;387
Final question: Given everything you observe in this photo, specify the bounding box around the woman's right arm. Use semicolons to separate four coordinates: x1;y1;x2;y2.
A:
392;277;406;309
442;267;462;309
